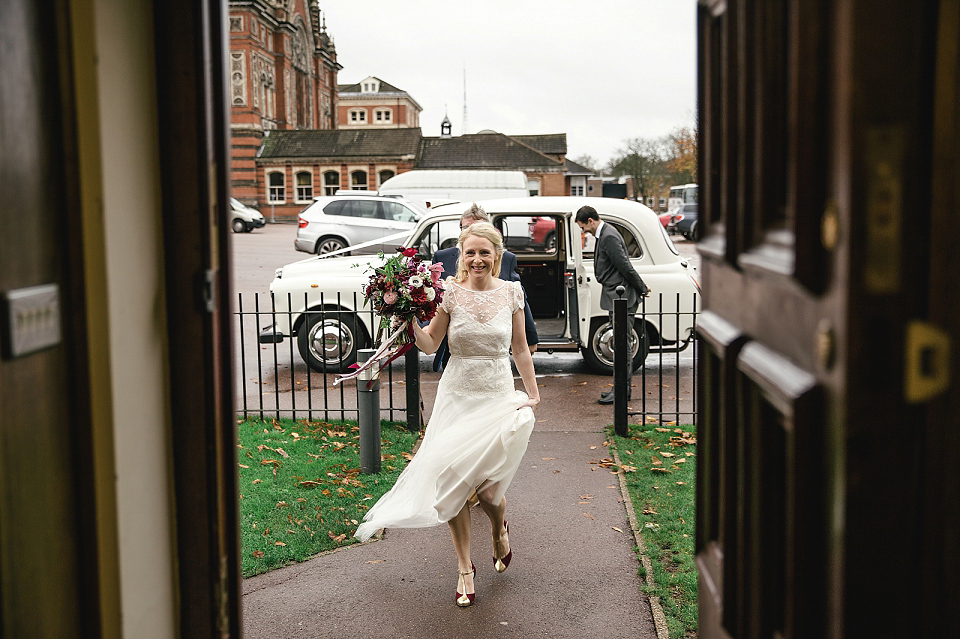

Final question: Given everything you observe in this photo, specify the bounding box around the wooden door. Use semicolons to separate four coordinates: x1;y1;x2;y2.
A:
695;1;960;637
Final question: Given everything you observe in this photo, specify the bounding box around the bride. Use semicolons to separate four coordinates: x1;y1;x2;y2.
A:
354;218;540;608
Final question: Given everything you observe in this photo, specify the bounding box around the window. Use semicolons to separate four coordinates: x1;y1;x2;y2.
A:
374;109;392;123
526;178;541;197
646;197;654;207
267;171;285;202
411;218;462;260
378;169;395;188
570;176;586;196
295;171;313;202
323;170;339;195
350;170;368;190
382;201;417;223
659;197;666;208
349;109;367;123
581;221;643;259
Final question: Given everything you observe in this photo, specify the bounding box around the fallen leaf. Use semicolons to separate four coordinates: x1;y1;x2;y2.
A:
611;526;623;533
582;512;595;520
365;559;386;564
541;457;556;460
651;468;671;473
276;448;289;458
620;465;637;473
238;463;249;469
252;550;264;558
651;457;663;466
401;452;414;461
276;501;290;508
252;479;261;484
642;506;658;515
589;445;598;450
655;427;671;432
580;494;594;499
286;529;296;534
644;522;660;530
675;458;687;464
274;541;286;547
676;481;687;485
660;452;675;458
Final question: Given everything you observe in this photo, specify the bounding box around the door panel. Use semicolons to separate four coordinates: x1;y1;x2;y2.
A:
697;1;956;637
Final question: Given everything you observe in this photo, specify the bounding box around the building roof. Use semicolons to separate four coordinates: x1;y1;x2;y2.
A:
258;128;422;159
564;157;595;175
508;133;567;156
416;132;563;170
337;77;404;94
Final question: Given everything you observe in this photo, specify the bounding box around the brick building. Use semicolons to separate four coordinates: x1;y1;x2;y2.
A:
228;1;341;206
254;125;594;220
337;76;422;130
256;128;421;219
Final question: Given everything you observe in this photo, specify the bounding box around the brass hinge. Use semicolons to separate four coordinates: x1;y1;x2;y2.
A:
905;320;951;403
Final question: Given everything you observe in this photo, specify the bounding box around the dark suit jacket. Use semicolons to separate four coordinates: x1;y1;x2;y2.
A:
432;247;538;371
593;222;650;312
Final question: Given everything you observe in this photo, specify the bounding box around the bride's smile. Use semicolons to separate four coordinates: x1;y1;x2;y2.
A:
462;235;496;284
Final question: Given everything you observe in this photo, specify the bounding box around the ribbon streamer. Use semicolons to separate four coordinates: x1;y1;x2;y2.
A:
334;320;414;388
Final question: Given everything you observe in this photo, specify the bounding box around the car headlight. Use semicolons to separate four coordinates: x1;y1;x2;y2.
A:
274;268;283;280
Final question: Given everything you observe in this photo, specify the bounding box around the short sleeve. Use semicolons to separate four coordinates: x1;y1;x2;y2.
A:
439;279;456;314
511;281;524;313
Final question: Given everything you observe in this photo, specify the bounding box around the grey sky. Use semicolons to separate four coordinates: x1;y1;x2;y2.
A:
320;1;698;168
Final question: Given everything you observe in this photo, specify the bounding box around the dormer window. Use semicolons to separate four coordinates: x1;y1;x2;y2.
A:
360;77;380;93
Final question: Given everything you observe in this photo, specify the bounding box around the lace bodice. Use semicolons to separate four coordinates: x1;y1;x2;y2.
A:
437;280;525;398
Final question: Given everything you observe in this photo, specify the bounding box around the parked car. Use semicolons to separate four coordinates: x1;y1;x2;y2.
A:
294;194;425;255
229;197;265;233
672;203;700;241
262;197;700;375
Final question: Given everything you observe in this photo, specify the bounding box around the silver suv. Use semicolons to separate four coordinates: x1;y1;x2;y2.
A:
294;194;424;255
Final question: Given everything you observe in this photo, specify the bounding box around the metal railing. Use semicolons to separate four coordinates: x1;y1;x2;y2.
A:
233;291;700;428
234;291;416;425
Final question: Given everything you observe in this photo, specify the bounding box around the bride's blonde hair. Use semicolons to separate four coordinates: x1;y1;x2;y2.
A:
454;221;504;283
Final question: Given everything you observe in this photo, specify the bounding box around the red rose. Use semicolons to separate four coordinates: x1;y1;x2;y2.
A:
399;246;417;258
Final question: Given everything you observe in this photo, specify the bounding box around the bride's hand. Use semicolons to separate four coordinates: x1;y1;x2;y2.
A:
520;396;540;410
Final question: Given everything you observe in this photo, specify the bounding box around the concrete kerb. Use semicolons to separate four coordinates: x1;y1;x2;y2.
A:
612;446;671;639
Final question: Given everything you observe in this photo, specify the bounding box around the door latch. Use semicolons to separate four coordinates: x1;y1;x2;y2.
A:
905;320;951;403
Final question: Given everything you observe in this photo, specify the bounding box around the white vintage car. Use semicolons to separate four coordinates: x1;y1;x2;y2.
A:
261;196;700;374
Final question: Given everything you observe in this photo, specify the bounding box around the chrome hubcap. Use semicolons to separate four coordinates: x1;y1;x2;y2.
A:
307;320;354;364
591;321;639;368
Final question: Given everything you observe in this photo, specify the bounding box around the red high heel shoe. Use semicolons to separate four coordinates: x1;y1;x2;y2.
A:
493;521;512;573
456;562;476;607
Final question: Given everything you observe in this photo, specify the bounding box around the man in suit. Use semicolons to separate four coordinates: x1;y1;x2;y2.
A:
432;203;539;371
575;205;650;404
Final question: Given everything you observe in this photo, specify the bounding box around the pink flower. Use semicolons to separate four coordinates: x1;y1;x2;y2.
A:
427;262;445;284
383;291;398;305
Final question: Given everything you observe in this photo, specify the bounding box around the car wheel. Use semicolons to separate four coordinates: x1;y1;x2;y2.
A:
315;236;349;255
544;231;556;252
231;218;247;233
296;310;364;373
689;221;700;242
580;317;650;375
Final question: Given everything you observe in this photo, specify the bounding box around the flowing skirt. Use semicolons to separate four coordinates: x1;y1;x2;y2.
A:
354;388;535;541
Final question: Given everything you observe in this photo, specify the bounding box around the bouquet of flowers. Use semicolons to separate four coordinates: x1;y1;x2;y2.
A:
335;247;445;386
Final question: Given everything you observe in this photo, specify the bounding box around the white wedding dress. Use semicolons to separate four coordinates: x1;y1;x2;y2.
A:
354;280;536;541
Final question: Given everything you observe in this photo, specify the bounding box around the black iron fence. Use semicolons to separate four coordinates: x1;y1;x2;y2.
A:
233;291;700;427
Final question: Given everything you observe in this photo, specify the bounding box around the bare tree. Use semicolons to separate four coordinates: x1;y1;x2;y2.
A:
607;137;670;203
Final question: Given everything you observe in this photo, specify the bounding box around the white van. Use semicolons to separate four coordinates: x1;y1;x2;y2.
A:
377;169;529;209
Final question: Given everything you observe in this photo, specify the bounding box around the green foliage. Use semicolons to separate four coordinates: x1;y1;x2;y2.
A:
237;417;419;577
609;422;698;638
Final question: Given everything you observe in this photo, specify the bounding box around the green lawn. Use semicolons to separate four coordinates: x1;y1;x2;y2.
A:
237;417;419;578
609;422;698;638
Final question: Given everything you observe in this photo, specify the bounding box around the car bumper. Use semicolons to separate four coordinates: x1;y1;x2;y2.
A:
259;323;285;344
294;236;315;253
251;218;266;229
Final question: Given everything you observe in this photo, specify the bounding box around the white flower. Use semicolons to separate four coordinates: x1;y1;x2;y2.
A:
425;286;436;301
408;275;423;288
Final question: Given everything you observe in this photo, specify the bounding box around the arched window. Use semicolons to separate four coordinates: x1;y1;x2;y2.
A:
378;170;395;187
295;171;313;202
267;171;285;202
350;170;368;190
323;170;340;195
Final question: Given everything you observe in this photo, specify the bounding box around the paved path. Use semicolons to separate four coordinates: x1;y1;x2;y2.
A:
242;430;658;639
